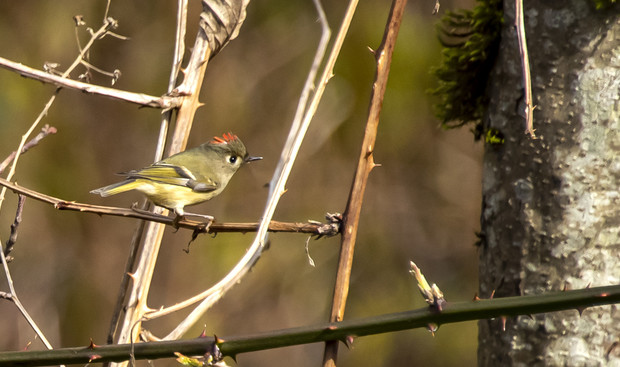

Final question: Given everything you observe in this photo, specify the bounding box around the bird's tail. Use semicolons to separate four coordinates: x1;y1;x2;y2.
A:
90;179;139;197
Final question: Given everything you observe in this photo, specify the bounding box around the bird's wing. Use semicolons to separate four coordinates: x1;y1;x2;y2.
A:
123;163;218;192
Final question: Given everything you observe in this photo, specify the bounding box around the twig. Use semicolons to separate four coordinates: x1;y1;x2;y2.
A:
0;125;57;175
0;17;125;214
0;176;337;235
3;195;26;258
322;0;407;365
0;57;181;109
1;234;54;351
515;0;535;137
0;94;59;215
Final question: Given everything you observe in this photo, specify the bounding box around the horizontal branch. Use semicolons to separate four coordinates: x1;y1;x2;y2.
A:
0;177;339;236
1;285;618;366
0;56;181;109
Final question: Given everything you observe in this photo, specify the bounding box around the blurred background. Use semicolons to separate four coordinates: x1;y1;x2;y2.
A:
0;0;481;366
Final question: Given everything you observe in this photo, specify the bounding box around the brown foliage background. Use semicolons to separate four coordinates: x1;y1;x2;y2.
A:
0;0;480;366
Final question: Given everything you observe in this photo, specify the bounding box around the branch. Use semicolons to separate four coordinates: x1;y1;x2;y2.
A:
1;210;54;351
3;194;25;258
0;17;124;213
0;177;338;236
2;285;619;366
0;56;181;109
323;0;406;365
0;125;57;175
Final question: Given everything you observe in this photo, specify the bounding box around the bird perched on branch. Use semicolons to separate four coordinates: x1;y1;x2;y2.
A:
91;133;262;219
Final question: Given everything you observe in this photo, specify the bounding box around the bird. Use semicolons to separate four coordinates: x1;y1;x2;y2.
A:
90;133;262;220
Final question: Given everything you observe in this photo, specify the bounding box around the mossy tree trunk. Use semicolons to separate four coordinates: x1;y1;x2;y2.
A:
478;1;619;365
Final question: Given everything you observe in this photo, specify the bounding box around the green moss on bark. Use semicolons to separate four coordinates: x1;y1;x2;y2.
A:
430;0;502;130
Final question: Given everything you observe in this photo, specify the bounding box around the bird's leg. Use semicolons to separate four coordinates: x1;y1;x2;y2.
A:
172;214;184;229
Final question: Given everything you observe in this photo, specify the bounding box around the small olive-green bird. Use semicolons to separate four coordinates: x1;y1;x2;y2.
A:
91;133;261;217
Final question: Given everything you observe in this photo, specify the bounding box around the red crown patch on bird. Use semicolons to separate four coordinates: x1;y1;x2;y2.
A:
211;132;238;144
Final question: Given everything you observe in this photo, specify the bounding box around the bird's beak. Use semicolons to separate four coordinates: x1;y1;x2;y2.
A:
245;155;263;163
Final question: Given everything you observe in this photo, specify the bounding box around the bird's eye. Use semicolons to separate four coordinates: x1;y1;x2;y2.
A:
228;156;237;164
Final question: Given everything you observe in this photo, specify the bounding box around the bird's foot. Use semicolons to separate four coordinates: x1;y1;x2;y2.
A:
183;212;214;232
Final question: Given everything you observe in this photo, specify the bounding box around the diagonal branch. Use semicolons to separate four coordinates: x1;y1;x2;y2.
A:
323;0;407;365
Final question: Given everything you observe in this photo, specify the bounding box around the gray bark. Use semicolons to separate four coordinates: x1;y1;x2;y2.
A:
478;1;620;366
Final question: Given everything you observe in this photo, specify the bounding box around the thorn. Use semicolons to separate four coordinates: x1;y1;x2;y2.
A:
576;306;586;316
473;293;480;301
214;334;225;344
367;46;376;55
344;335;355;349
490;289;496;299
500;317;507;331
562;283;569;291
88;354;102;362
199;327;207;338
88;338;99;349
73;15;85;27
373;163;382;168
585;283;591;289
427;323;438;336
432;0;440;15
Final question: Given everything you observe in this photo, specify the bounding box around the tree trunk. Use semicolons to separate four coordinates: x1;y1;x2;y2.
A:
478;1;620;366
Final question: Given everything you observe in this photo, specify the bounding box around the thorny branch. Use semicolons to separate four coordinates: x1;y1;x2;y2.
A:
323;0;407;365
0;177;340;236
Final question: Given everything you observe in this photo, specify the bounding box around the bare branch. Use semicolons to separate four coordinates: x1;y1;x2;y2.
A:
323;0;407;365
0;125;57;175
3;194;25;258
1;219;54;350
0;57;181;109
0;17;131;214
